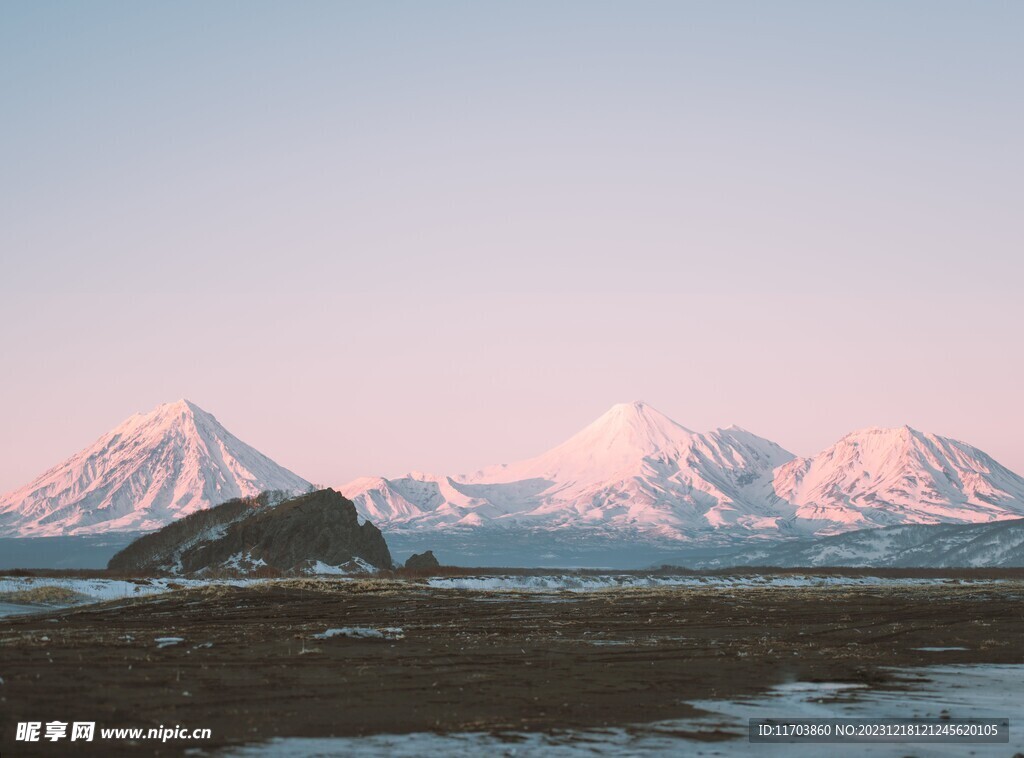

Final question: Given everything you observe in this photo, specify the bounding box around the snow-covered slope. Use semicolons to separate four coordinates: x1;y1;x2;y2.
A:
343;402;796;539
773;426;1024;535
698;518;1024;568
344;408;1024;544
0;400;311;537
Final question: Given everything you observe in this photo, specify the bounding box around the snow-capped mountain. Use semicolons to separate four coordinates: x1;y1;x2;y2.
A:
343;402;797;539
773;426;1024;535
0;400;310;537
343;406;1024;543
8;398;1024;551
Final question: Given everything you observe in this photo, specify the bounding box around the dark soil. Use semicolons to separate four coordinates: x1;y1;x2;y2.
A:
1;578;1022;755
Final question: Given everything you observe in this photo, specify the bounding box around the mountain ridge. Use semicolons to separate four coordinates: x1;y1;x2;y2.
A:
344;402;798;539
5;399;1023;545
343;403;1024;541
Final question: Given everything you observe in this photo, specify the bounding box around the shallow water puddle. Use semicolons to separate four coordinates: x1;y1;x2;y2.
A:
218;664;1023;757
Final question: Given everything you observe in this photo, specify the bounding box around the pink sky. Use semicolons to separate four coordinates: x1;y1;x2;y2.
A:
2;2;1021;491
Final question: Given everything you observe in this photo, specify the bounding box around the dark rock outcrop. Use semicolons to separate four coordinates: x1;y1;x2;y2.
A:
404;550;441;570
108;493;271;573
109;489;392;575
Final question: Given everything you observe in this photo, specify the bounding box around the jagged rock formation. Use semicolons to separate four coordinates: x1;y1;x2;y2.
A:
404;550;441;570
108;489;392;575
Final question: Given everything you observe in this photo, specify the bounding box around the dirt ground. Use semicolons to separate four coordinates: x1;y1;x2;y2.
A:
1;578;1022;755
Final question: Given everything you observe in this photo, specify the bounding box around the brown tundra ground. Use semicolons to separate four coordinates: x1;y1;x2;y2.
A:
1;572;1023;755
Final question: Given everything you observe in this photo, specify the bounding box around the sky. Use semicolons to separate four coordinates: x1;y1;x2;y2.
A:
1;0;1022;492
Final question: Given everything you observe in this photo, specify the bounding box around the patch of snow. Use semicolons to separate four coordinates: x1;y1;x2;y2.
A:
222;553;268;571
305;557;378;576
155;637;184;648
313;627;404;640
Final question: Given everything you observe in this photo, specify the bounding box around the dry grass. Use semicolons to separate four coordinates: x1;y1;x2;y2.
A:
259;577;415;595
0;585;86;605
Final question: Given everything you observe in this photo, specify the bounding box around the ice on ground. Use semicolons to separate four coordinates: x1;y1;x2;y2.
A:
220;664;1024;757
313;627;404;640
155;637;184;648
769;681;866;694
0;602;44;618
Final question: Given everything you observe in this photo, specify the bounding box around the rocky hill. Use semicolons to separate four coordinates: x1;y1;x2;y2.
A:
108;488;392;575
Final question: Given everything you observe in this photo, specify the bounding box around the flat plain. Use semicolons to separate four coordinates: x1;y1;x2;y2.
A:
1;572;1023;755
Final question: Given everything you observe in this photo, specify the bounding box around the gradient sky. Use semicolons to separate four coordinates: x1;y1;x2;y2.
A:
2;0;1022;492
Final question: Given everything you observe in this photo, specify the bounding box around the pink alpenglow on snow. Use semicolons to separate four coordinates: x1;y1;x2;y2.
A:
773;426;1024;532
5;400;1024;542
0;400;310;537
342;402;1024;540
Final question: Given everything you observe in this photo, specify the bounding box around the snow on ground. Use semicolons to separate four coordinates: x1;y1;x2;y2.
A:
423;574;989;592
221;664;1024;757
0;572;1000;619
304;557;378;575
0;563;379;617
313;627;404;640
0;575;260;617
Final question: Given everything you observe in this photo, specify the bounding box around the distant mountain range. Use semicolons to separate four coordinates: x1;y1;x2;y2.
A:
344;401;1024;541
3;400;1024;548
0;400;310;537
693;518;1024;569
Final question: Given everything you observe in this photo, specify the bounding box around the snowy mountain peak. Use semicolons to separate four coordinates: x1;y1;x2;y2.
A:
470;402;697;485
563;401;694;453
840;424;917;441
142;397;199;417
773;427;1024;534
597;400;685;430
343;403;795;538
0;401;311;537
342;406;1024;542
